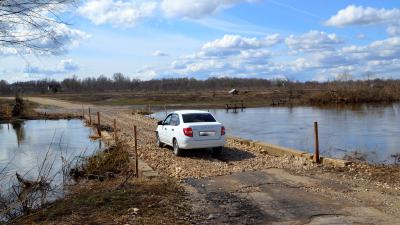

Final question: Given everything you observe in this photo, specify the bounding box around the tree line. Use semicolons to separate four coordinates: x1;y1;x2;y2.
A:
0;73;399;95
0;74;278;94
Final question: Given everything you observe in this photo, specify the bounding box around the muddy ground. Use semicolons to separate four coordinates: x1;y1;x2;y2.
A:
11;97;400;225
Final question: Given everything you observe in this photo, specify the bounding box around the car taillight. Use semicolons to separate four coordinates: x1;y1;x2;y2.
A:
183;128;193;137
221;126;225;136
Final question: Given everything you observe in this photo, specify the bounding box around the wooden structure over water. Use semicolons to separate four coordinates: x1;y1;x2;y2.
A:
226;101;246;112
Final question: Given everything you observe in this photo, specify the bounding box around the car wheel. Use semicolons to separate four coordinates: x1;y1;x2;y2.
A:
212;146;223;156
173;139;183;156
156;133;163;148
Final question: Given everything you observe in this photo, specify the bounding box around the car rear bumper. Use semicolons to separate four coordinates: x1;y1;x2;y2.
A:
179;137;226;149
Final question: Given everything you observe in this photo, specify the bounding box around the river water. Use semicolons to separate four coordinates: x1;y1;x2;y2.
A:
153;104;400;164
0;119;101;190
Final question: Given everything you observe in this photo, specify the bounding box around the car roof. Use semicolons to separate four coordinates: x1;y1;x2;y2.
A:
172;110;211;115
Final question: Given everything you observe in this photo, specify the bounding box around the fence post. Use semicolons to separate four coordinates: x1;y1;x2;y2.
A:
313;122;320;163
82;105;84;118
88;107;92;125
97;112;101;137
113;119;118;142
134;125;139;178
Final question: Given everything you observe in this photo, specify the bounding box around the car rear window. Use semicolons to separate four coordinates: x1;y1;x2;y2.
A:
182;113;216;123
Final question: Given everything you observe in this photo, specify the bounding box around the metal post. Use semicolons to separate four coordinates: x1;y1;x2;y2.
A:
134;125;139;178
313;122;320;163
97;112;101;137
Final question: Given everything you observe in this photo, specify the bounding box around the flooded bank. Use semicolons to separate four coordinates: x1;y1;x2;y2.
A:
153;104;400;164
0;119;102;191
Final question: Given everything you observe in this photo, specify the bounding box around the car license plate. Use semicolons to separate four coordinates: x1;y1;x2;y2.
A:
199;131;215;136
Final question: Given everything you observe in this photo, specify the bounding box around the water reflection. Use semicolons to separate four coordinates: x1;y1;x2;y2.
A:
0;119;101;190
11;121;25;147
153;103;400;164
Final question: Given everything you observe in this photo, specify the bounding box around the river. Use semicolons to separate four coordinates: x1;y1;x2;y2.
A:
152;104;400;164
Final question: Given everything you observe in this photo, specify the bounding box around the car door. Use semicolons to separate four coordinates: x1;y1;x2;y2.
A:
160;114;172;144
169;114;180;144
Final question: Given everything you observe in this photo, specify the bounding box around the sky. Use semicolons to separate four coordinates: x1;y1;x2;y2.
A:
1;0;400;82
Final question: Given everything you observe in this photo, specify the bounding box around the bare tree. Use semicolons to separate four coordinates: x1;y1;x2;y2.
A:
0;0;76;54
336;71;353;82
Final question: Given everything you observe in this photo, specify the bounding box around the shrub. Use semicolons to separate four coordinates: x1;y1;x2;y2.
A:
12;95;25;117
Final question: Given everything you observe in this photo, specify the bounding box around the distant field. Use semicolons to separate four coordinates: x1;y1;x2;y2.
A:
16;80;400;109
35;89;323;108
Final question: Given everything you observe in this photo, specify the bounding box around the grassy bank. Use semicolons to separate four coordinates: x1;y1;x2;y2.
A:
10;177;189;225
0;97;77;122
4;132;190;224
5;141;186;225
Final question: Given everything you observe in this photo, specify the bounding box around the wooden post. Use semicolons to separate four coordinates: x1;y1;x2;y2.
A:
134;125;139;178
82;105;84;118
313;122;320;163
113;118;118;142
97;112;101;137
6;105;10;127
88;107;92;125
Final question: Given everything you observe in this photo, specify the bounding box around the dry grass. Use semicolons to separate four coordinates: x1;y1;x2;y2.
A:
0;98;78;122
84;142;130;176
306;84;398;105
35;80;400;108
10;179;191;225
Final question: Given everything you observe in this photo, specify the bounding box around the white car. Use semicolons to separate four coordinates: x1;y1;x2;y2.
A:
156;110;226;156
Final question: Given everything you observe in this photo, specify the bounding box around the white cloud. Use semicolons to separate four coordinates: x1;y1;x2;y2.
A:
78;0;157;27
342;37;400;61
152;50;168;57
285;30;342;53
78;0;259;27
166;33;285;78
326;5;400;27
35;24;91;55
202;34;280;50
163;30;400;80
387;25;400;37
161;0;255;19
0;23;89;56
0;47;18;56
24;59;79;75
60;59;80;71
356;34;366;39
131;67;158;80
195;34;280;58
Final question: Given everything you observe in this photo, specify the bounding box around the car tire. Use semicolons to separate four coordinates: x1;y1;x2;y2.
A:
156;133;163;148
212;146;223;156
173;139;183;156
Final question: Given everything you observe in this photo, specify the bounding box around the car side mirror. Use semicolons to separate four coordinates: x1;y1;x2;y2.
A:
157;120;163;126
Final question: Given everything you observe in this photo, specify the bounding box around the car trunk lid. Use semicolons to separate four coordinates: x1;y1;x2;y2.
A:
186;122;222;141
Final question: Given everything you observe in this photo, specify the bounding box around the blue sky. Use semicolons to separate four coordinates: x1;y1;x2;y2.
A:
1;0;400;82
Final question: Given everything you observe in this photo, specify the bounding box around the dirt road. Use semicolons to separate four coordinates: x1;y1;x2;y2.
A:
24;97;400;225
